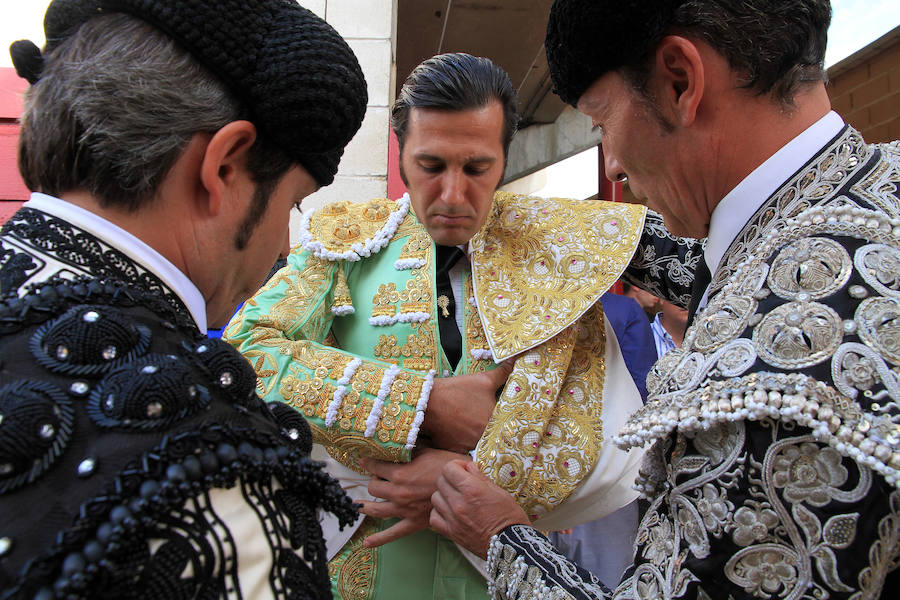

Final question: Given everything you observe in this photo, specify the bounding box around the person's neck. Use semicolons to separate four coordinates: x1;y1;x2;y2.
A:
60;190;189;275
702;83;832;216
659;307;687;348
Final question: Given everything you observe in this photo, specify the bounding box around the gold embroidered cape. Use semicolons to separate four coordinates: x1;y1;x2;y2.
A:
224;191;646;519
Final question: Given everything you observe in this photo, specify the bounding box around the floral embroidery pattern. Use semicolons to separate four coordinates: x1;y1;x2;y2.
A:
771;443;849;506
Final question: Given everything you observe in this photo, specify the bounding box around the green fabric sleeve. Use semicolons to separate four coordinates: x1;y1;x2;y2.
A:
224;249;433;467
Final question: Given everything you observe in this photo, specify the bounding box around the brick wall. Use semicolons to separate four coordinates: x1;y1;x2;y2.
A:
828;25;900;143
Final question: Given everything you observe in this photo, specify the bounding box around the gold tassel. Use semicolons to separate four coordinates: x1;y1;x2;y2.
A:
331;263;354;315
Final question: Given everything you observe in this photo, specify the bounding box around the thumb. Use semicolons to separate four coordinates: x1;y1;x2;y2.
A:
489;359;515;387
464;460;484;476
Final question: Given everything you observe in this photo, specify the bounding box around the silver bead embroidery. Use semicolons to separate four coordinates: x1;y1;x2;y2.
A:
39;423;55;440
77;458;96;477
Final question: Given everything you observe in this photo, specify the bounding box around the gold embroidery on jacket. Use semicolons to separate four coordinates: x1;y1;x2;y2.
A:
475;303;607;518
310;198;397;254
463;274;492;374
370;250;438;370
275;348;414;466
371;283;399;318
373;329;436;371
470;193;644;360
399;273;431;315
329;518;380;600
396;230;431;265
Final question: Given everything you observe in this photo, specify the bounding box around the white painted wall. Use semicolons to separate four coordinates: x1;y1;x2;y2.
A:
291;0;397;243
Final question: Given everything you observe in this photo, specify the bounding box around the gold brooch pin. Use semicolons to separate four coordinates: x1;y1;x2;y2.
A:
437;295;451;318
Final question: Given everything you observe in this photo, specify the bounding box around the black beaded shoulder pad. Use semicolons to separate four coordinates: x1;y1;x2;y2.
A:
0;279;354;599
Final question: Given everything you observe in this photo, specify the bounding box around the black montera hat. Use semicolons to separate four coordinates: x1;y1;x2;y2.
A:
9;0;368;186
545;0;684;107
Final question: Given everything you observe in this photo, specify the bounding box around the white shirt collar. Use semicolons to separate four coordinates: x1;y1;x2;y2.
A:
24;193;207;331
705;111;845;278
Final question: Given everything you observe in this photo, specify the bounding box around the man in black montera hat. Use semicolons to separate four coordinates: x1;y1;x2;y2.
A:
0;0;366;597
427;1;900;598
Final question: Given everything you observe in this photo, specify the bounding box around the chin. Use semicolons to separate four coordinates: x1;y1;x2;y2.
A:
430;228;471;247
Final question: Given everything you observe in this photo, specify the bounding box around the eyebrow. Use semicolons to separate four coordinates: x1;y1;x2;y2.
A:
413;152;498;163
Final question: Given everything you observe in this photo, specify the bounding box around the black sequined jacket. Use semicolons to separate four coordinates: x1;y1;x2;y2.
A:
0;206;356;599
485;128;900;599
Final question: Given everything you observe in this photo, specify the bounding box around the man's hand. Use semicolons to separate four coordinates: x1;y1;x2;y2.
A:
429;460;529;559
359;448;469;548
421;359;515;453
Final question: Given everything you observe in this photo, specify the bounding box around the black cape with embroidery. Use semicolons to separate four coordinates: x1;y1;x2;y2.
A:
486;129;900;599
0;207;356;599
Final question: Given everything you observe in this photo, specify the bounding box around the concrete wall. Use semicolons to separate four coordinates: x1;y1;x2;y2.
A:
503;105;601;186
828;25;900;143
292;0;398;243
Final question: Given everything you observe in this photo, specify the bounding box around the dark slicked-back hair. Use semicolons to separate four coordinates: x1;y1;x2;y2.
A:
546;0;832;107
391;53;519;159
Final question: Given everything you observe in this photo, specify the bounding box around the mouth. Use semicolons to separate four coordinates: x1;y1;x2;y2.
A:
432;214;470;226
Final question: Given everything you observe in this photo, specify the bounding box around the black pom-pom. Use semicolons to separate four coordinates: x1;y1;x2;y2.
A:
9;39;43;84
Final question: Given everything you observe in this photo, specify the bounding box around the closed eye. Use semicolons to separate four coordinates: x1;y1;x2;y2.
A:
464;164;490;176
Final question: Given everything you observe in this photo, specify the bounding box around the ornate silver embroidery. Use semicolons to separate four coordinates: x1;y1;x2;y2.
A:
754;302;843;369
854;243;900;298
832;342;900;404
855;297;900;366
489;129;900;600
768;237;852;301
691;295;758;354
709;129;872;297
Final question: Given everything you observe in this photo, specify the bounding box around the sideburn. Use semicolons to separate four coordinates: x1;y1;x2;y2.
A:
234;179;276;250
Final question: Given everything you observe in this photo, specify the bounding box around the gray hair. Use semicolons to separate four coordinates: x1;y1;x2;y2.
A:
623;0;832;107
18;13;291;213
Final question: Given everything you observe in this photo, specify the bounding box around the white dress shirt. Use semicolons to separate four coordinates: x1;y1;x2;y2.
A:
700;111;845;307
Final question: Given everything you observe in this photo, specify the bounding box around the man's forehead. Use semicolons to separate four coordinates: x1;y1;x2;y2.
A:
407;103;503;125
576;72;619;113
404;103;505;153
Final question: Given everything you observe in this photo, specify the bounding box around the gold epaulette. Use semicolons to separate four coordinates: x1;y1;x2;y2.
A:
298;195;411;262
471;191;646;361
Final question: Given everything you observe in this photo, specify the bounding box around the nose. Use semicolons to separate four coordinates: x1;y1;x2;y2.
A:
602;147;626;183
438;168;466;206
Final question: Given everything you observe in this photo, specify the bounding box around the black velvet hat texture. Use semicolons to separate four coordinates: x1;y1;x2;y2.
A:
546;0;684;106
10;0;368;186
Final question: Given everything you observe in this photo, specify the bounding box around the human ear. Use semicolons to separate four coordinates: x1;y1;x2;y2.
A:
198;120;258;216
651;36;705;127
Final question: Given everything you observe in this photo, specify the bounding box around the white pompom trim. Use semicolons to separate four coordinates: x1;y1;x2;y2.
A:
394;258;426;270
405;370;436;449
470;348;493;361
369;311;430;326
325;358;362;427
365;365;401;438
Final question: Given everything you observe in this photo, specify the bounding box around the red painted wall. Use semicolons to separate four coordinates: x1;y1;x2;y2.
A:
0;68;30;223
386;128;408;200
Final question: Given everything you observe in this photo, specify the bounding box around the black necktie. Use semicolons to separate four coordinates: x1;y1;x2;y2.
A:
435;245;464;370
686;258;712;327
